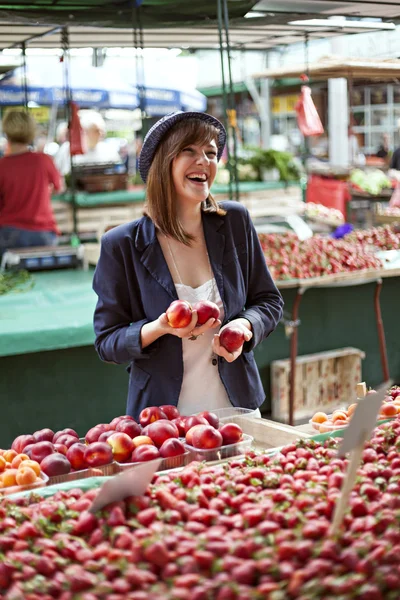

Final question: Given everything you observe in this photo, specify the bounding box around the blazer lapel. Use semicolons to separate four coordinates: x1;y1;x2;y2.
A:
203;211;226;308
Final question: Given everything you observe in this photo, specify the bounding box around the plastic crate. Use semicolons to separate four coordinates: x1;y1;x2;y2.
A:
185;433;254;462
0;473;49;496
306;175;350;215
47;462;119;485
117;451;191;473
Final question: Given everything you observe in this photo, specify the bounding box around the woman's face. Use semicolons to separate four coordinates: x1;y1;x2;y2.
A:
171;139;218;207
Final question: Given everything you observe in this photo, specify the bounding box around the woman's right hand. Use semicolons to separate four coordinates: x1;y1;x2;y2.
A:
157;310;220;340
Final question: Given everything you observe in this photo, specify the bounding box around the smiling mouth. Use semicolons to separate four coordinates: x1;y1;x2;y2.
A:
187;174;208;183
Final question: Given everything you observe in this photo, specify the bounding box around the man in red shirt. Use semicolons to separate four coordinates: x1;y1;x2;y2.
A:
0;110;63;258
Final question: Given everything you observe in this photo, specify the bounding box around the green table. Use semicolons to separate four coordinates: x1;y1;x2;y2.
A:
1;267;399;448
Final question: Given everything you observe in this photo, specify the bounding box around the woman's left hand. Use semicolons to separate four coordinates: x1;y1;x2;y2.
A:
212;318;253;363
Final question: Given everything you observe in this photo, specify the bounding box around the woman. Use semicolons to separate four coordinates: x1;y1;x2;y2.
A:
0;110;62;258
93;111;283;419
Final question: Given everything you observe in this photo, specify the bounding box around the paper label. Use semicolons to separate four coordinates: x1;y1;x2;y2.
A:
89;458;161;514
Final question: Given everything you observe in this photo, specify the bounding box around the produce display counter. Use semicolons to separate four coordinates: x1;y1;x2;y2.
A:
2;265;400;447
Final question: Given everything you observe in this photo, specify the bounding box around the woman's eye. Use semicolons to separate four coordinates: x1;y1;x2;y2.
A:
207;152;217;158
182;147;194;153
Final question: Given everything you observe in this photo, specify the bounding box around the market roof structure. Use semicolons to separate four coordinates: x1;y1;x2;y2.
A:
0;1;399;51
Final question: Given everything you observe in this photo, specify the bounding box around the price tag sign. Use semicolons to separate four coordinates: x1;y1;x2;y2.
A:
338;383;390;457
89;458;161;514
285;215;313;241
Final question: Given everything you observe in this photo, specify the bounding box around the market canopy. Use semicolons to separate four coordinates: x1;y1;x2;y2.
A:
253;56;400;82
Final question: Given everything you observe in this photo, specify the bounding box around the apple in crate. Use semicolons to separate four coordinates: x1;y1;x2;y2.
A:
219;423;243;445
147;420;179;448
219;326;245;353
84;442;113;467
132;435;155;448
107;432;134;463
160;405;180;420
55;434;79;449
191;425;223;449
11;434;35;454
184;415;208;434
159;438;186;458
192;300;220;325
67;443;88;471
172;416;187;436
116;419;141;438
41;453;71;477
166;300;192;328
197;411;219;429
186;424;209;446
131;445;160;462
30;441;55;464
139;407;167;427
85;427;104;445
54;443;68;456
33;428;55;443
98;431;115;443
53;429;79;443
109;415;136;429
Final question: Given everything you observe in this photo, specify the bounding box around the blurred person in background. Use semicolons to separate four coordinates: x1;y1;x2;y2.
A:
0;110;63;258
376;133;390;160
55;110;121;175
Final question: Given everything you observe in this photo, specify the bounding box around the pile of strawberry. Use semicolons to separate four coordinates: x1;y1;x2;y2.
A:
1;418;400;599
344;225;400;251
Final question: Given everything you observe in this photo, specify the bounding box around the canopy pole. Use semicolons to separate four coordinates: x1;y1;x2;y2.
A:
303;33;310;163
61;27;78;239
21;42;29;111
222;0;240;201
132;0;147;139
217;0;233;201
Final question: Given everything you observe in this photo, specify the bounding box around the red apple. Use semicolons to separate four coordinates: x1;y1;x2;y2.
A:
184;415;209;434
166;300;192;328
109;415;135;429
84;442;113;467
116;419;142;438
53;429;79;443
23;444;35;458
192;300;220;325
132;435;154;448
185;424;208;446
40;453;71;477
66;443;88;471
147;420;179;448
54;443;68;456
219;326;245;353
11;435;35;454
106;432;134;463
160;405;180;420
98;431;115;443
131;445;160;463
30;441;55;464
33;428;55;443
197;411;219;429
55;434;79;449
191;425;223;449
219;423;243;445
85;427;104;445
139;407;167;427
159;438;186;458
172;417;187;437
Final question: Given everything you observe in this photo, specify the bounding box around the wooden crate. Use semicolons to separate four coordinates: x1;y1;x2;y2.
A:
53;201;144;235
271;347;365;424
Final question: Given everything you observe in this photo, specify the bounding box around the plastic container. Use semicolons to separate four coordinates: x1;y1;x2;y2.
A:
185;433;254;462
196;407;258;424
309;419;349;433
48;462;119;485
306;174;350;215
118;451;191;473
0;472;49;496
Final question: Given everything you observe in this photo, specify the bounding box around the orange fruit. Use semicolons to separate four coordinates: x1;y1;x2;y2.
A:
311;412;328;424
0;456;6;472
332;411;348;423
3;449;17;463
2;469;18;487
20;460;41;477
347;403;358;417
15;466;37;487
380;403;397;418
11;454;30;469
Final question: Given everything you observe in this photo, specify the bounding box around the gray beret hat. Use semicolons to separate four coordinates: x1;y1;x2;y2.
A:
138;111;226;183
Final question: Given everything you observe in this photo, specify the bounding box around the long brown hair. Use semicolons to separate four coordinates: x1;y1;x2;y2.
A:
144;118;226;245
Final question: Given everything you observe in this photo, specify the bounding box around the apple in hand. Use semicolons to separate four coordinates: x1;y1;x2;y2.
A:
191;425;223;449
197;411;219;429
30;441;55;464
84;442;113;467
40;453;71;477
66;443;88;471
166;300;192;328
33;429;55;443
131;445;160;463
116;419;142;438
159;438;186;458
11;435;35;454
139;407;167;427
106;432;134;463
160;405;180;420
219;423;243;445
147;420;179;448
192;300;220;325
219;325;245;353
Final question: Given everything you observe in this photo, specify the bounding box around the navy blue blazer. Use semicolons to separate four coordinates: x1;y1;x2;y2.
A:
93;201;283;420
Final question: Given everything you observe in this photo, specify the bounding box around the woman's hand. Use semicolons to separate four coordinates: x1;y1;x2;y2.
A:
212;318;253;363
158;310;221;340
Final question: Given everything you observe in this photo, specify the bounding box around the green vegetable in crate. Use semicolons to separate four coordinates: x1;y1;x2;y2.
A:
0;270;33;295
350;168;392;196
